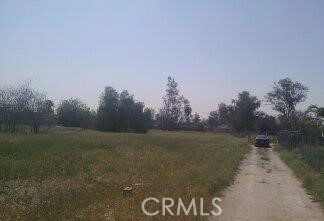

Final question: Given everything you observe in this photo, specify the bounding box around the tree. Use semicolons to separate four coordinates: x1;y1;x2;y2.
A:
159;77;184;130
0;85;16;132
0;89;4;132
119;90;135;130
182;98;192;122
231;91;261;132
0;80;54;133
96;87;148;133
192;113;205;131
56;98;91;128
28;91;54;133
0;83;27;132
217;102;233;125
97;87;119;131
118;90;148;132
306;105;324;137
307;105;324;118
180;97;192;130
129;101;147;133
291;111;322;136
255;112;279;135
207;111;219;129
143;107;155;129
43;100;55;130
266;78;308;129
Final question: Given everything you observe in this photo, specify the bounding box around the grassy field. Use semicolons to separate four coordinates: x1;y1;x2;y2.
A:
0;128;250;221
276;145;324;207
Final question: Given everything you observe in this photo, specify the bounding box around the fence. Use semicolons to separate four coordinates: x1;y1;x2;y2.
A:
277;131;324;172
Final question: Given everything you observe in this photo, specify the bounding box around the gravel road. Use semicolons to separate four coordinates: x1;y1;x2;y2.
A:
209;146;323;221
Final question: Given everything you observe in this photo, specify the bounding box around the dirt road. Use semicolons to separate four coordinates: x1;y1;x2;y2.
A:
210;146;323;221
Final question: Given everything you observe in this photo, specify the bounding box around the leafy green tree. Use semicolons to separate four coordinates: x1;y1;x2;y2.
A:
56;98;91;128
97;87;148;133
158;77;194;131
207;111;219;129
43;100;55;129
129;102;147;133
28;93;54;133
307;105;324;118
266;78;308;129
182;98;192;121
306;105;324;136
231;91;261;132
159;77;183;130
97;87;120;131
119;90;135;130
255;111;279;134
144;107;155;129
192;113;205;131
180;97;192;129
217;102;233;125
290;111;321;135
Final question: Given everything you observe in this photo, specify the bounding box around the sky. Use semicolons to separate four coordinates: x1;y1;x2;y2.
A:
1;0;323;117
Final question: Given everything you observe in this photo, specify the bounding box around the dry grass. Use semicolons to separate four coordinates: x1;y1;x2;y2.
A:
276;145;324;207
0;128;250;220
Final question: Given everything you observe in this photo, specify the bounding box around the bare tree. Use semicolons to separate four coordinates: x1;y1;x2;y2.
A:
0;80;54;133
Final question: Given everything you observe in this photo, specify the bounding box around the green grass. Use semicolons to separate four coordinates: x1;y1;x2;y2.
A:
0;128;250;220
276;145;324;207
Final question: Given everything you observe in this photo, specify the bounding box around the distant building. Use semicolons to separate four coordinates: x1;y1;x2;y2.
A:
213;124;233;133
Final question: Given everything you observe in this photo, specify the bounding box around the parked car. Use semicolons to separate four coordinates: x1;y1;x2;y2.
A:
255;134;270;147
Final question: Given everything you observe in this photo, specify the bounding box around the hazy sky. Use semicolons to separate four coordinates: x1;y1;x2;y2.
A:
1;0;323;117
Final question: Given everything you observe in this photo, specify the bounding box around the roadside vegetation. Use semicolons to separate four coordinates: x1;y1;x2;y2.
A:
276;145;324;206
0;128;250;220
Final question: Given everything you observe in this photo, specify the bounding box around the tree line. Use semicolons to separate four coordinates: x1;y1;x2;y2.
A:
0;77;323;135
0;80;54;133
206;78;323;135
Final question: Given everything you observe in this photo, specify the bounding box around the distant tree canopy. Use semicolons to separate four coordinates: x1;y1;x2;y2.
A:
0;81;54;133
255;111;279;135
181;98;193;129
156;77;205;131
192;112;205;131
1;77;319;135
157;76;183;130
307;105;324;118
143;107;156;129
231;91;261;132
217;102;233;126
207;111;219;129
207;91;261;132
301;105;324;136
266;78;308;129
56;98;92;128
96;87;151;133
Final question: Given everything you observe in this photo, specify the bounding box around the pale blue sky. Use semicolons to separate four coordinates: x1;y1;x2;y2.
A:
1;0;323;117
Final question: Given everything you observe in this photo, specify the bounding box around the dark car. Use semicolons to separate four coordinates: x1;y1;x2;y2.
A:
255;135;270;147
